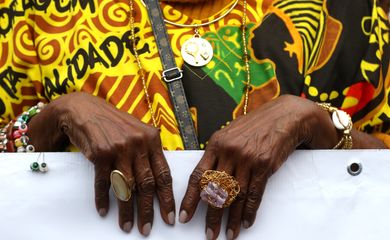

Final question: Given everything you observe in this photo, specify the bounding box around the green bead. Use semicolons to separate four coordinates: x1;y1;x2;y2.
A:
21;114;29;122
30;162;39;171
28;108;38;117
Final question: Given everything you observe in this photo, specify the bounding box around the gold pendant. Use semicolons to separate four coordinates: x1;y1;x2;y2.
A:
181;34;213;67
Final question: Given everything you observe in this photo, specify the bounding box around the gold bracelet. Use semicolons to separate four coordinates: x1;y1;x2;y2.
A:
316;103;353;149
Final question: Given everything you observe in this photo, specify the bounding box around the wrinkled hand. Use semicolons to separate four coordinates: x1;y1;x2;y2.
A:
179;95;339;240
29;92;175;236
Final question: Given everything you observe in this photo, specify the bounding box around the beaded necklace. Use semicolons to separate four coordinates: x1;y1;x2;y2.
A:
128;0;252;129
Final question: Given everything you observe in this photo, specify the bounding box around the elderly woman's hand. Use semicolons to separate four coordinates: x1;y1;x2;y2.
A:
179;94;341;240
28;92;175;236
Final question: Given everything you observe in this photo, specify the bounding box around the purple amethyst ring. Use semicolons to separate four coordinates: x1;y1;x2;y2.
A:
199;170;240;208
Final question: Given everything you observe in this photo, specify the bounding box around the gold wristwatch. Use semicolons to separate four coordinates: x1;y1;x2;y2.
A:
317;103;353;149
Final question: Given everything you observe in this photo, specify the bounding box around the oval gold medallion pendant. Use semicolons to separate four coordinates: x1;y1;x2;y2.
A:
181;36;213;67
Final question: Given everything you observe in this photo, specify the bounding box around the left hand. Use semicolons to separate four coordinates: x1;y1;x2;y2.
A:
179;94;340;240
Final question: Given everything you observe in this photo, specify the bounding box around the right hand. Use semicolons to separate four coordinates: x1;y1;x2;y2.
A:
28;92;175;236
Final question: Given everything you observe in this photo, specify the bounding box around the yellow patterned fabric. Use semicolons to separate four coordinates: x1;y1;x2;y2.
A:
0;0;389;150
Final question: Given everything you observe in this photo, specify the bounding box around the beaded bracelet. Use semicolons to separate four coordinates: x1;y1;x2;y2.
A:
0;122;12;153
0;102;46;153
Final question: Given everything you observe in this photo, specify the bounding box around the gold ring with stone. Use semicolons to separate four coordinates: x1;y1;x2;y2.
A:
110;170;135;202
199;170;240;208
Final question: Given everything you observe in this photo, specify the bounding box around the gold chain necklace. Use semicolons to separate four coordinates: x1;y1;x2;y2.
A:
129;0;158;128
241;0;251;115
128;0;252;129
139;0;239;28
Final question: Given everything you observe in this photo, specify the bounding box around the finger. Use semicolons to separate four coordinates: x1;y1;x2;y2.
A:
118;198;134;233
114;157;135;232
134;151;155;236
242;170;269;229
179;148;217;223
226;168;250;240
205;207;224;240
94;162;112;217
204;157;235;240
149;147;175;225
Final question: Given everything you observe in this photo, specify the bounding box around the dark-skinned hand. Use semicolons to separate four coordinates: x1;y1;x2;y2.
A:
179;95;344;240
28;92;175;236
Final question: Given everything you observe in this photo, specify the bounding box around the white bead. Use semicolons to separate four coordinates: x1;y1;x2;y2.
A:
332;110;350;130
13;121;22;128
26;145;35;152
17;146;26;152
37;102;45;110
39;162;48;173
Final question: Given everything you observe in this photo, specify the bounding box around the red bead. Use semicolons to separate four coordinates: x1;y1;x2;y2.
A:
13;131;22;139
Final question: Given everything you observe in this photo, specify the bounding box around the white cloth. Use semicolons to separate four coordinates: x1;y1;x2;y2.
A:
0;150;390;240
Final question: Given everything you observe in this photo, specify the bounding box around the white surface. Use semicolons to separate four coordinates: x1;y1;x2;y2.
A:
0;150;390;240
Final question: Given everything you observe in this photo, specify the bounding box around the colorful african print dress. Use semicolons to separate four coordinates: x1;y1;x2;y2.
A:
0;0;389;149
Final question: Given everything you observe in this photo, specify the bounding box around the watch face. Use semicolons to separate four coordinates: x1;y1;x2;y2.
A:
332;110;351;130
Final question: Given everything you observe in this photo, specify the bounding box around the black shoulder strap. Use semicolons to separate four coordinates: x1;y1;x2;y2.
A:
144;0;199;150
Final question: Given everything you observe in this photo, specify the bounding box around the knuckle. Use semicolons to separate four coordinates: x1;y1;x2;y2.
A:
94;179;110;200
235;190;247;204
95;178;110;190
158;191;173;208
207;131;223;149
156;170;173;188
189;168;204;185
130;132;147;146
208;132;220;144
223;140;237;151
146;127;160;140
245;188;262;210
245;200;259;215
218;139;240;156
137;176;156;194
139;197;154;219
119;202;133;220
183;192;198;205
254;152;273;169
247;186;261;199
207;210;223;225
142;206;154;220
88;145;115;163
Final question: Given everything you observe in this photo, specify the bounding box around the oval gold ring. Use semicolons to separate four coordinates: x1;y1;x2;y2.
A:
110;170;135;202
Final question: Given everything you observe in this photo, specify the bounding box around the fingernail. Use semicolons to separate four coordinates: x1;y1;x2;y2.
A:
243;220;250;229
179;210;188;223
142;223;152;236
168;211;175;225
98;208;107;217
123;221;132;233
206;228;214;240
226;229;234;240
